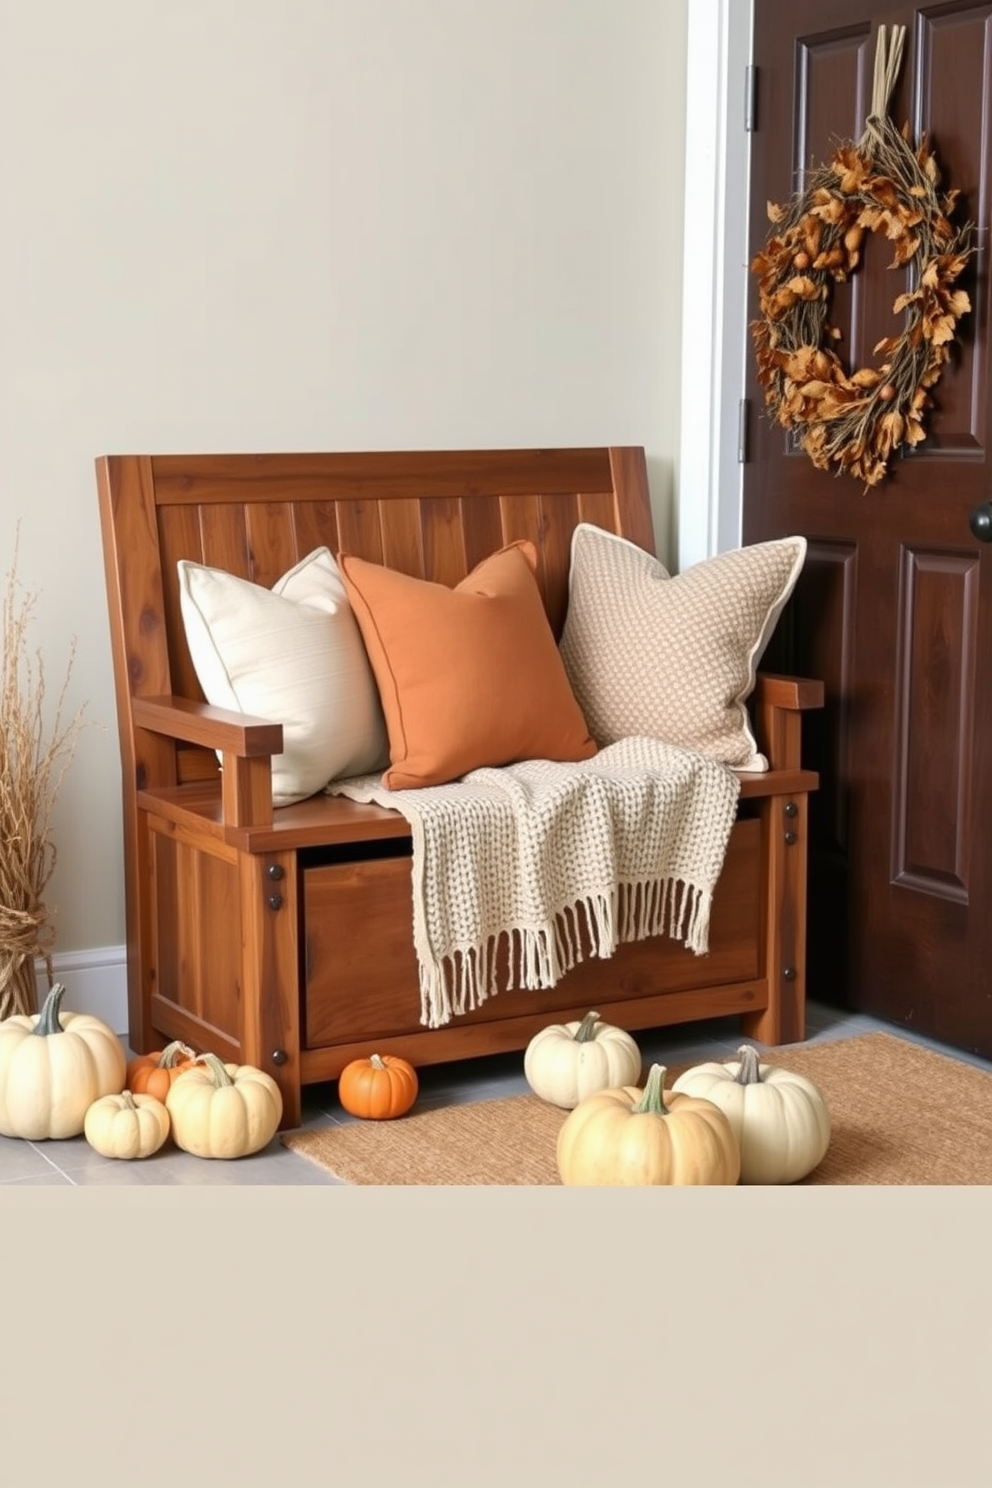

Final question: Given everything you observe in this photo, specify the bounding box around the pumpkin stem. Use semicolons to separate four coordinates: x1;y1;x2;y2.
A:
370;1053;386;1070
160;1040;196;1068
194;1052;235;1087
573;1011;601;1044
120;1090;138;1111
31;982;67;1037
631;1063;668;1115
734;1045;764;1086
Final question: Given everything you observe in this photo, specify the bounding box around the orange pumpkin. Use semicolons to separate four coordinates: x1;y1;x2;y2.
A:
338;1053;418;1120
126;1040;198;1102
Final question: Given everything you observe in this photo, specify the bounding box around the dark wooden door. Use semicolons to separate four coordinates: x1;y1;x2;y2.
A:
743;1;992;1056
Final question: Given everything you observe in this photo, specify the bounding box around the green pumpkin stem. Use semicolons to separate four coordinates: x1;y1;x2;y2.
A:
632;1063;668;1115
31;982;68;1037
734;1045;764;1086
573;1011;601;1043
160;1040;196;1068
195;1052;235;1087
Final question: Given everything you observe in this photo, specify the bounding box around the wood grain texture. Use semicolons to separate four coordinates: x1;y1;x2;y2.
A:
96;445;822;1126
303;821;762;1049
745;0;992;1057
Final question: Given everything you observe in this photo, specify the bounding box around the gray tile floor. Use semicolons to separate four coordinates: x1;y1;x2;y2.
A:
2;999;990;1184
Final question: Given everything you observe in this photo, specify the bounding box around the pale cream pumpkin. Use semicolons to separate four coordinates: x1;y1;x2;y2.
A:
524;1010;642;1109
84;1089;171;1160
671;1043;831;1184
556;1063;741;1186
0;982;127;1140
166;1053;283;1159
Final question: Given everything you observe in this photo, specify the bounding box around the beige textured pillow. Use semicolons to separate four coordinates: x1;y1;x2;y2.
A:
559;525;807;771
178;547;389;806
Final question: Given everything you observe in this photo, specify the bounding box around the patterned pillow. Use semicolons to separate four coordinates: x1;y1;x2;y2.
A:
558;525;807;771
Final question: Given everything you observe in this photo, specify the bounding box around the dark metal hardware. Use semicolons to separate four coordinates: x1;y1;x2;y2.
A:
267;894;284;911
271;1049;288;1066
783;966;797;981
969;502;992;542
784;801;798;818
784;830;798;846
267;864;285;881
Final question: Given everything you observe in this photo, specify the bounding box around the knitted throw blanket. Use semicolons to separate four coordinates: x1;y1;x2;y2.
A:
327;737;741;1030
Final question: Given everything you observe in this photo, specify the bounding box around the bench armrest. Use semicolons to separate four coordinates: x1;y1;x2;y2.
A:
753;674;825;711
133;695;282;829
133;695;283;755
752;673;824;772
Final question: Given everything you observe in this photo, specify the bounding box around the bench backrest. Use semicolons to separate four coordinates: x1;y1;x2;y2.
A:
96;446;654;789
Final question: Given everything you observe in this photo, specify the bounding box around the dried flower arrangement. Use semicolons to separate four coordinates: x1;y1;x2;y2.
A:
750;25;974;488
0;531;89;1019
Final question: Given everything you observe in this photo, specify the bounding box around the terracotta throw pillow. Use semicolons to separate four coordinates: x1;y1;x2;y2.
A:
337;541;597;790
558;524;807;771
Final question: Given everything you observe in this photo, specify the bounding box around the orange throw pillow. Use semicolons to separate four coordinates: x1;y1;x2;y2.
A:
338;541;597;790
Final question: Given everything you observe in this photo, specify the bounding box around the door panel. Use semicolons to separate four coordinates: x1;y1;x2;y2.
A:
892;546;978;899
916;7;990;451
744;1;992;1055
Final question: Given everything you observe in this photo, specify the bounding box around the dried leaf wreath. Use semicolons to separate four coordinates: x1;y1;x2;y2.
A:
750;24;975;487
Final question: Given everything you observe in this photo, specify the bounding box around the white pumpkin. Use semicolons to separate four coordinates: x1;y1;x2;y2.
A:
84;1089;171;1160
524;1010;642;1109
166;1053;283;1158
671;1043;831;1184
0;982;127;1140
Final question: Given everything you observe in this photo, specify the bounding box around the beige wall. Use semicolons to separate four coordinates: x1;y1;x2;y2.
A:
0;0;687;961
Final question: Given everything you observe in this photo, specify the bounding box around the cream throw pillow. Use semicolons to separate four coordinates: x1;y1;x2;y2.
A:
178;547;389;806
559;525;807;771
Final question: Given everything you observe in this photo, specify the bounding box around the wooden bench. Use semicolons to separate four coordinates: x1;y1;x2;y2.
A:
96;446;823;1129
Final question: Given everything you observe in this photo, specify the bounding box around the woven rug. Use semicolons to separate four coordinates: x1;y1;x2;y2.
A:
282;1031;992;1185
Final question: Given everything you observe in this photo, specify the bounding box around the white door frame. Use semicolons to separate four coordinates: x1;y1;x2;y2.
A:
678;0;753;571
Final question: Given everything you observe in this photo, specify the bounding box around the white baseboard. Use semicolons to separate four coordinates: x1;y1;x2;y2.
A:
35;945;128;1035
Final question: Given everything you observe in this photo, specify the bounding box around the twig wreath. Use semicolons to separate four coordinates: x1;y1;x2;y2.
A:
750;24;975;487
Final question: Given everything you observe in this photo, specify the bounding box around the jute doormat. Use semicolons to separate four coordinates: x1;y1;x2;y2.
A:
281;1031;992;1185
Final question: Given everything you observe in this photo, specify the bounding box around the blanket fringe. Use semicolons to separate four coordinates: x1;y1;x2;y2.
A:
418;876;713;1030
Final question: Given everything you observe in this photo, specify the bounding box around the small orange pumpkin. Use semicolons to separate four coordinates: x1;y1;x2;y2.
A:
338;1053;418;1120
126;1040;198;1102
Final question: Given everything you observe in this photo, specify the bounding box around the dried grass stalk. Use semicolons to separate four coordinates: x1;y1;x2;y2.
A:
1;531;88;1018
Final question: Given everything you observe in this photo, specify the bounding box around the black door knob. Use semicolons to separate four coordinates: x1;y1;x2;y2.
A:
969;503;992;542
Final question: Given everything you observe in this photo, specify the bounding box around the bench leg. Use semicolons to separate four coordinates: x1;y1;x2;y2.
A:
741;792;809;1047
239;850;303;1130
